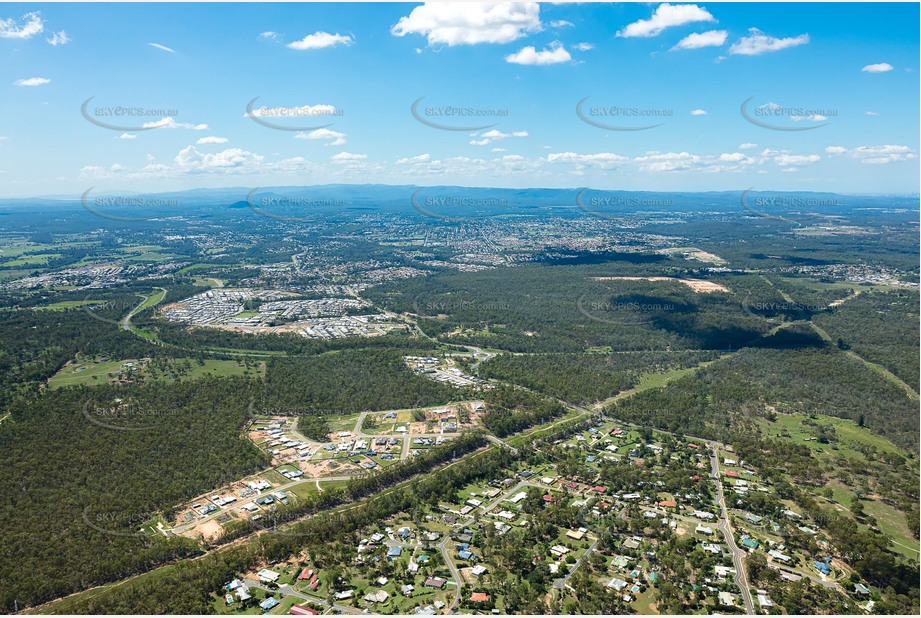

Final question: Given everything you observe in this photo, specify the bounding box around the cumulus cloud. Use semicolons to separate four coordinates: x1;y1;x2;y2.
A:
196;136;229;145
46;30;69;46
172;146;266;173
13;77;50;86
547;151;627;170
739;142;758;150
259;31;280;41
331;152;367;162
825;144;916;164
469;129;528;146
287;32;353;50
549;19;573;28
790;114;827;122
671;29;727;50
117;133;137;140
396;153;431;165
690;109;707;116
0;11;43;39
294;128;347;146
573;42;595;51
773;154;820;166
506;41;571;65
617;3;715;38
80;146;320;180
392;2;542;46
729;28;809;55
861;62;893;73
142;117;208;130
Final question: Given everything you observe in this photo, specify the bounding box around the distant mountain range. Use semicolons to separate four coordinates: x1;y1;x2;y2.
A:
0;184;917;219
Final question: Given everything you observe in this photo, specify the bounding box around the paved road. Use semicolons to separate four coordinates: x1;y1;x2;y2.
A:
437;535;463;614
708;442;755;615
121;286;166;331
484;433;519;455
247;580;361;614
553;535;601;590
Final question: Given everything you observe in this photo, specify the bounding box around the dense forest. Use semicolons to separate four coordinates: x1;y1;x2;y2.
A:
477;350;721;405
0;378;268;612
814;289;920;392
257;349;464;417
364;265;775;353
609;346;919;451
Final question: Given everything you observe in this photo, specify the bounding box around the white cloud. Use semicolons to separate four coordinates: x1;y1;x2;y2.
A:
865;111;880;116
491;147;507;152
861;62;893;73
690;109;707;116
671;29;727;50
469;129;528;146
331;152;367;162
634;151;705;173
617;3;715;38
46;30;69;46
196;136;229;145
173;146;264;173
728;28;809;55
549;19;573;28
573;42;594;51
392;2;542;46
773;154;820;166
117;133;137;140
259;31;280;41
547;151;627;170
396;153;431;165
13;77;50;87
739;142;758;150
287;32;353;50
505;42;571;65
825;144;916;165
294;128;347;146
141;117;208;130
790;114;826;123
149;42;176;53
0;11;43;39
81;146;319;180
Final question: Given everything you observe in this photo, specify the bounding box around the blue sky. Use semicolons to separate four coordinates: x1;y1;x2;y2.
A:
1;2;918;197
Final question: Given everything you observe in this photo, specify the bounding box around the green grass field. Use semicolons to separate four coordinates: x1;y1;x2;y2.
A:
758;413;919;558
48;358;264;389
47;360;130;388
